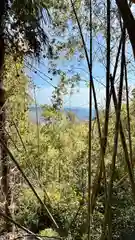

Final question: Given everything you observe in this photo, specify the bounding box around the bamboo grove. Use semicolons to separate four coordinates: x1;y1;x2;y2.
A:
1;0;135;239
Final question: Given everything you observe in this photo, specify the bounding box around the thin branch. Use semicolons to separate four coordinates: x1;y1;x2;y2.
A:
8;119;51;204
4;128;21;153
68;204;82;231
100;29;126;240
11;119;45;185
12;120;27;152
98;74;135;203
13;235;61;240
88;0;92;237
70;1;109;225
110;74;135;201
26;65;56;88
91;25;125;215
0;138;61;233
124;54;133;168
90;15;123;218
33;84;40;178
70;0;102;143
0;210;43;240
105;0;112;237
26;61;52;81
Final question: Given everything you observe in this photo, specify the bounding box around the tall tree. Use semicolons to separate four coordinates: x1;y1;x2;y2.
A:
0;0;10;231
0;0;50;231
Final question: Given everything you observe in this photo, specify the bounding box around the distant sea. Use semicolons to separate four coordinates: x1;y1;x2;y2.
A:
29;106;95;123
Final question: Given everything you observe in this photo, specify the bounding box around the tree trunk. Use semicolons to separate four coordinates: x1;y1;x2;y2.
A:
0;0;11;232
116;0;135;58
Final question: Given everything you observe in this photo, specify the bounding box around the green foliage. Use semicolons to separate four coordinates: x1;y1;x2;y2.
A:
39;228;59;237
4;62;135;239
3;2;135;238
4;0;51;58
66;111;78;123
5;61;135;239
41;104;63;120
15;188;42;229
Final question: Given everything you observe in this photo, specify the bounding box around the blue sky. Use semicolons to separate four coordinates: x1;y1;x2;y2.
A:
26;29;135;110
26;33;108;109
25;4;135;110
27;60;106;109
